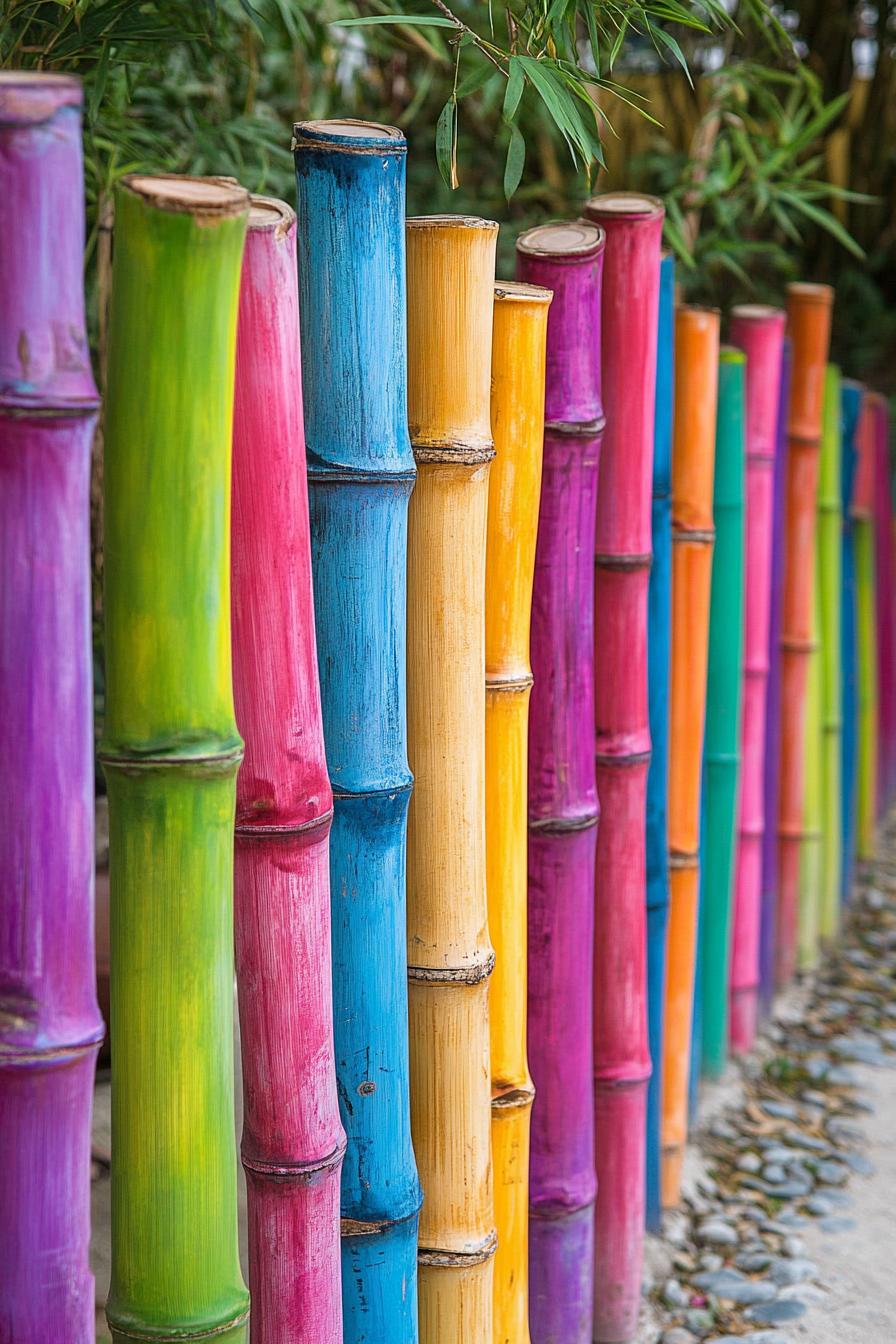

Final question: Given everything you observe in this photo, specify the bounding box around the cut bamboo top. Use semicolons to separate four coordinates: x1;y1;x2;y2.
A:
0;70;82;124
786;281;834;442
729;305;786;465
672;306;720;535
248;194;295;234
406;215;499;461
122;174;249;218
516;219;605;429
292;118;405;153
583;190;664;223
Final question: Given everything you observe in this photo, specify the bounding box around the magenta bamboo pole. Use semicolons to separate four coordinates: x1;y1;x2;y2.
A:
517;220;605;1344
230;197;345;1343
0;72;103;1343
728;307;786;1053
583;192;663;1344
872;394;896;812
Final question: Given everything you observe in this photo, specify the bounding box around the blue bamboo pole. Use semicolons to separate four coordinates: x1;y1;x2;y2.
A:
645;253;674;1230
294;119;422;1343
840;381;862;906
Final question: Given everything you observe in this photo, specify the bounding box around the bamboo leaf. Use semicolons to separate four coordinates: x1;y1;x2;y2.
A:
503;56;524;122
435;97;457;189
456;62;496;98
503;122;525;200
332;14;458;27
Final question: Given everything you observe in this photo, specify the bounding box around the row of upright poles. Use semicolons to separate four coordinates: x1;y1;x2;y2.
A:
1;72;894;1344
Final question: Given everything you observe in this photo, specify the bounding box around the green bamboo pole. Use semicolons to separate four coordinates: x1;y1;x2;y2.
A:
817;366;842;941
101;175;250;1344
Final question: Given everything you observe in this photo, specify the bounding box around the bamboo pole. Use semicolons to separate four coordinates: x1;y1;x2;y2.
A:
293;120;422;1342
817;366;843;943
854;396;878;861
230;196;344;1342
486;280;551;1344
872;394;896;813
727;307;786;1050
101;175;249;1343
797;559;823;968
839;382;863;905
645;254;675;1230
758;343;791;1016
516;220;605;1344
662;305;719;1207
0;71;103;1343
583;192;663;1342
776;283;833;990
406;214;498;1342
696;348;746;1078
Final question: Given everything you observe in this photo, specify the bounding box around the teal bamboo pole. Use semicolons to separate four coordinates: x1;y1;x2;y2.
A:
101;175;250;1344
817;366;842;941
696;348;746;1077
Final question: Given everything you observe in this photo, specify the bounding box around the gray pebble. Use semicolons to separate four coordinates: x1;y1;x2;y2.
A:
801;1088;829;1106
804;1194;834;1216
816;1160;849;1185
762;1163;787;1184
785;1130;829;1153
663;1278;690;1309
820;1215;857;1232
746;1298;808;1323
765;1180;812;1198
826;1065;859;1085
841;1151;875;1175
697;1219;738;1247
760;1100;798;1120
685;1307;715;1334
738;1152;762;1174
662;1331;694;1344
821;1188;853;1207
769;1257;816;1286
742;1206;766;1224
693;1268;747;1292
735;1251;773;1273
705;1334;788;1344
782;1233;805;1255
698;1253;724;1271
778;1284;827;1305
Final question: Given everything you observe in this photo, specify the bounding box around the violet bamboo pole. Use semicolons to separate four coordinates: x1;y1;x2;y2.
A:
728;308;785;1051
0;71;103;1344
758;343;791;1016
583;192;663;1343
293;120;422;1343
102;174;250;1343
839;382;863;906
872;394;896;813
854;398;878;862
517;221;605;1344
230;196;344;1343
645;253;675;1229
776;284;833;990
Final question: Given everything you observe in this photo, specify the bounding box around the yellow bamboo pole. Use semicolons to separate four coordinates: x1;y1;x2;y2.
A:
486;281;551;1343
406;215;499;1343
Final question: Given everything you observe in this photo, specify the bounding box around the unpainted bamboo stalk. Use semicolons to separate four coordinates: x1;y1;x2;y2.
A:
662;305;719;1207
776;283;833;989
293;120;422;1343
854;396;879;859
486;279;551;1344
645;253;676;1229
759;343;792;1015
230;196;345;1343
839;382;863;905
406;214;498;1343
872;394;896;813
817;365;843;943
727;307;786;1051
101;174;250;1343
0;71;103;1344
517;220;605;1344
696;347;746;1078
583;192;663;1342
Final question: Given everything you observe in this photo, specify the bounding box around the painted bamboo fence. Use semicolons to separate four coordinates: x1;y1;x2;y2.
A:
486;280;551;1343
727;308;786;1050
101;175;249;1343
759;342;792;1014
406;214;498;1343
0;71;103;1344
696;347;746;1079
517;221;604;1344
818;366;843;943
230;195;344;1343
645;253;676;1229
797;554;823;969
776;284;833;990
583;192;663;1342
872;394;896;813
854;397;878;861
840;382;863;904
293;120;422;1343
663;305;719;1208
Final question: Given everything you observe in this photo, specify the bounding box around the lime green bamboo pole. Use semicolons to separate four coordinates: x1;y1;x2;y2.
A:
101;175;249;1344
817;366;842;941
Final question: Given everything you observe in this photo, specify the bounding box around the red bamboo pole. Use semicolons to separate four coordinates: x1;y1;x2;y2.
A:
583;192;663;1343
231;197;345;1343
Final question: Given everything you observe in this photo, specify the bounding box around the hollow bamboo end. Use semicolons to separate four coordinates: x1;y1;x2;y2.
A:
0;70;83;124
729;302;786;323
719;344;747;364
407;214;499;233
494;280;553;304
583;190;664;222
248;194;295;233
122;174;249;217
292;118;406;152
786;280;835;307
515;219;605;260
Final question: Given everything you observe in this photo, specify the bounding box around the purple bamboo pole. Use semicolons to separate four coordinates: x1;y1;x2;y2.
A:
872;395;895;812
758;343;791;1016
0;72;103;1342
517;220;605;1344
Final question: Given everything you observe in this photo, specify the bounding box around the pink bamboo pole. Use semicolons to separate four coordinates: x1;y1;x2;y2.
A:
231;197;345;1342
583;192;663;1343
728;307;786;1052
871;394;896;811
